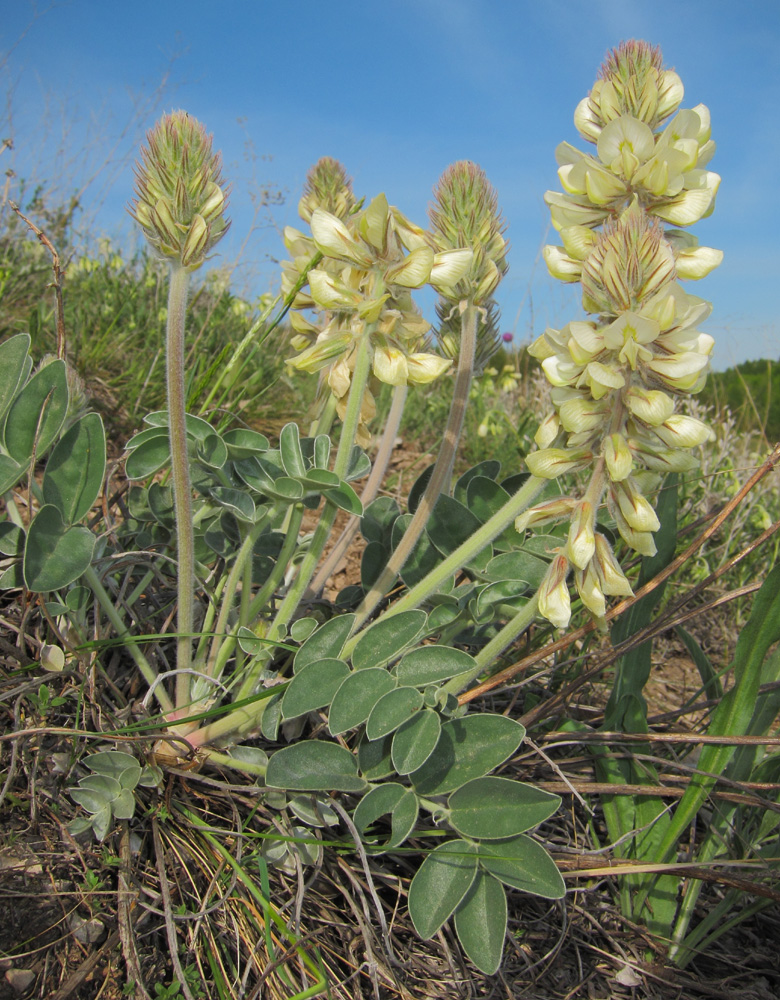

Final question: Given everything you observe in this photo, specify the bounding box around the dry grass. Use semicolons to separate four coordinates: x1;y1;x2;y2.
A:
2;581;780;1000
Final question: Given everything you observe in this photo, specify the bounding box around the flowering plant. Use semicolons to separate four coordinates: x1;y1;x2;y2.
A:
524;40;721;630
5;44;775;991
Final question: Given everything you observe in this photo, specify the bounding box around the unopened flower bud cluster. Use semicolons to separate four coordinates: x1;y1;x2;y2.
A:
430;163;509;374
283;158;507;443
130;111;230;270
523;42;721;629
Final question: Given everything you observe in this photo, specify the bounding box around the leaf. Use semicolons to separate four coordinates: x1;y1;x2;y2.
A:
454;871;507;975
294;614;356;672
427;494;490;573
281;658;350;719
0;333;32;424
454;461;502;504
288;794;338;828
410;715;526;795
408;839;478;939
91;804;113;840
196;432;228;470
398;520;443;588
0;454;24;493
0;563;24;589
352;782;418;850
447;777;561;839
0;522;25;556
4;359;68;462
361;540;389;589
147;483;175;527
484;551;548;588
42;413;106;523
209;487;256;522
222;427;270;457
234;455;275;494
124;424;172;452
265;741;366;792
356;732;395;780
111;789;137;820
260;690;283;741
289;617;319;643
345;445;371;481
365;686;423;740
269;476;304;501
313;433;331;469
296;468;340;490
23;505;95;592
395;645;476;687
228;745;269;770
75;772;121;802
520;533;564;559
477;834;565;898
85;751;141;790
475;581;530;617
391;708;441;774
464;476;510;522
144;409;214;440
351;610;428;670
324;482;362;516
361;496;400;544
70;786;110;814
124;430;171;479
279;422;306;478
328;668;396;736
408;464;434;514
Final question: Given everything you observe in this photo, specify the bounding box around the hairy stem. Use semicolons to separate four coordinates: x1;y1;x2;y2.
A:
352;303;477;629
444;592;540;697
343;473;546;659
229;336;373;710
308;383;408;596
166;264;195;707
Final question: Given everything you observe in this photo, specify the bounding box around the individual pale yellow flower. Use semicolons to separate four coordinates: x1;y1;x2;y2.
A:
538;555;572;629
567;501;596;570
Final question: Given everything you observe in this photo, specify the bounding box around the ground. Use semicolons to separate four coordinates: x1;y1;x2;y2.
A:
1;439;778;999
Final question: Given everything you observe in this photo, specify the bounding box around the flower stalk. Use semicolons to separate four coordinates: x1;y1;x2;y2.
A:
130;111;229;713
352;162;509;628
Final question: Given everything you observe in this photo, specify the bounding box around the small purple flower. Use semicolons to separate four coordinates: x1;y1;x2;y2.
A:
502;332;513;343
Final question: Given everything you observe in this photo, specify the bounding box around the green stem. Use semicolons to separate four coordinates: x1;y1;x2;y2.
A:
265;337;372;621
353;302;478;629
193;574;227;666
245;503;305;622
166;264;195;707
200;515;269;679
226;337;373;713
310;389;337;437
343;473;546;659
443;591;540;696
83;565;173;715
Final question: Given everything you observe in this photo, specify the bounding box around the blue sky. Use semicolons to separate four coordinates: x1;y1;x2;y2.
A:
3;0;779;369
